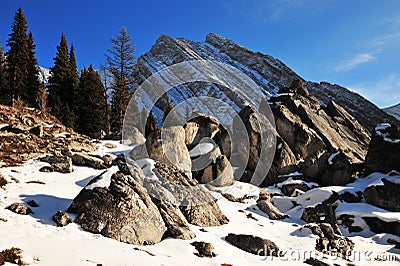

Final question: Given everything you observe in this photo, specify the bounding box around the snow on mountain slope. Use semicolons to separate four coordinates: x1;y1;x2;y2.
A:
0;141;399;265
133;33;398;131
38;66;51;85
384;103;400;120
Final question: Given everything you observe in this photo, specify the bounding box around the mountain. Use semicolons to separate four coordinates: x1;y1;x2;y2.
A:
384;103;400;120
38;66;51;85
133;33;398;132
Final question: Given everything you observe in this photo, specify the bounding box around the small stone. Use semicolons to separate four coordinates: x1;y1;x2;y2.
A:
191;241;215;257
6;202;32;215
52;210;72;227
104;142;117;149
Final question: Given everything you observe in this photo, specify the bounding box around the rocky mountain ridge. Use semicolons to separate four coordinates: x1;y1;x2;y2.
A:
133;33;398;132
384;103;400;120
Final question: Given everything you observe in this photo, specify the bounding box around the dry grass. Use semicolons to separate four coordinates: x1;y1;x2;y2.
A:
0;174;7;188
0;247;24;265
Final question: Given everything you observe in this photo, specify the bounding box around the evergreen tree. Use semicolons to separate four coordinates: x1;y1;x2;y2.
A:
6;7;29;104
68;44;79;109
105;27;136;133
26;31;40;107
75;65;108;137
0;42;8;105
48;33;77;128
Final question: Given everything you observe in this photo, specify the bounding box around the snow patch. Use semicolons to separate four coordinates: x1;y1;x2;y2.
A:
85;166;119;190
189;142;215;157
328;151;340;165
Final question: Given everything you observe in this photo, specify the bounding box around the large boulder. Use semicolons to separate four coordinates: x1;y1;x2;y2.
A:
364;123;400;175
68;169;167;245
150;161;229;227
300;151;353;186
184;112;220;149
272;103;326;159
130;126;191;174
364;177;400;212
235;106;297;186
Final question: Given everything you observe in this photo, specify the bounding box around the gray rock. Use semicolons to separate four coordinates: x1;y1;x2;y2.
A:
155;200;195;240
363;217;400;237
71;153;107;170
364;178;400;212
225;233;281;256
184;112;220;149
68;171;167;245
191;241;215;257
152;162;229;227
281;182;311;196
40;154;73;173
102;154;113;168
300;151;354;186
235;106;296;186
257;188;289;220
130;126;192;174
364;123;400;175
53;210;71;227
6;202;32;215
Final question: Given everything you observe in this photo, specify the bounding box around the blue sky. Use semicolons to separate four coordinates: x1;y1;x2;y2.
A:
1;0;399;108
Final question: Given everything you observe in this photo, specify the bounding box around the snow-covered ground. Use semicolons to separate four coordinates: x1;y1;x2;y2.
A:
0;141;399;265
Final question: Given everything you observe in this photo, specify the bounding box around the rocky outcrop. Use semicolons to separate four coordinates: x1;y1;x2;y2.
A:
0;104;95;167
305;223;354;256
364;178;400;212
364;123;400;175
235;106;297;186
68;170;167;245
270;86;370;163
225;233;282;256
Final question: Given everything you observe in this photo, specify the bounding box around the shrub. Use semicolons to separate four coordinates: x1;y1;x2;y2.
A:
0;175;7;188
0;247;24;265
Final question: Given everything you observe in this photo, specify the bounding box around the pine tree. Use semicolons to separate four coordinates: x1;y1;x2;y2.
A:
6;7;29;104
0;42;8;105
48;33;77;128
75;65;108;137
68;44;79;109
26;31;40;107
105;27;136;133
